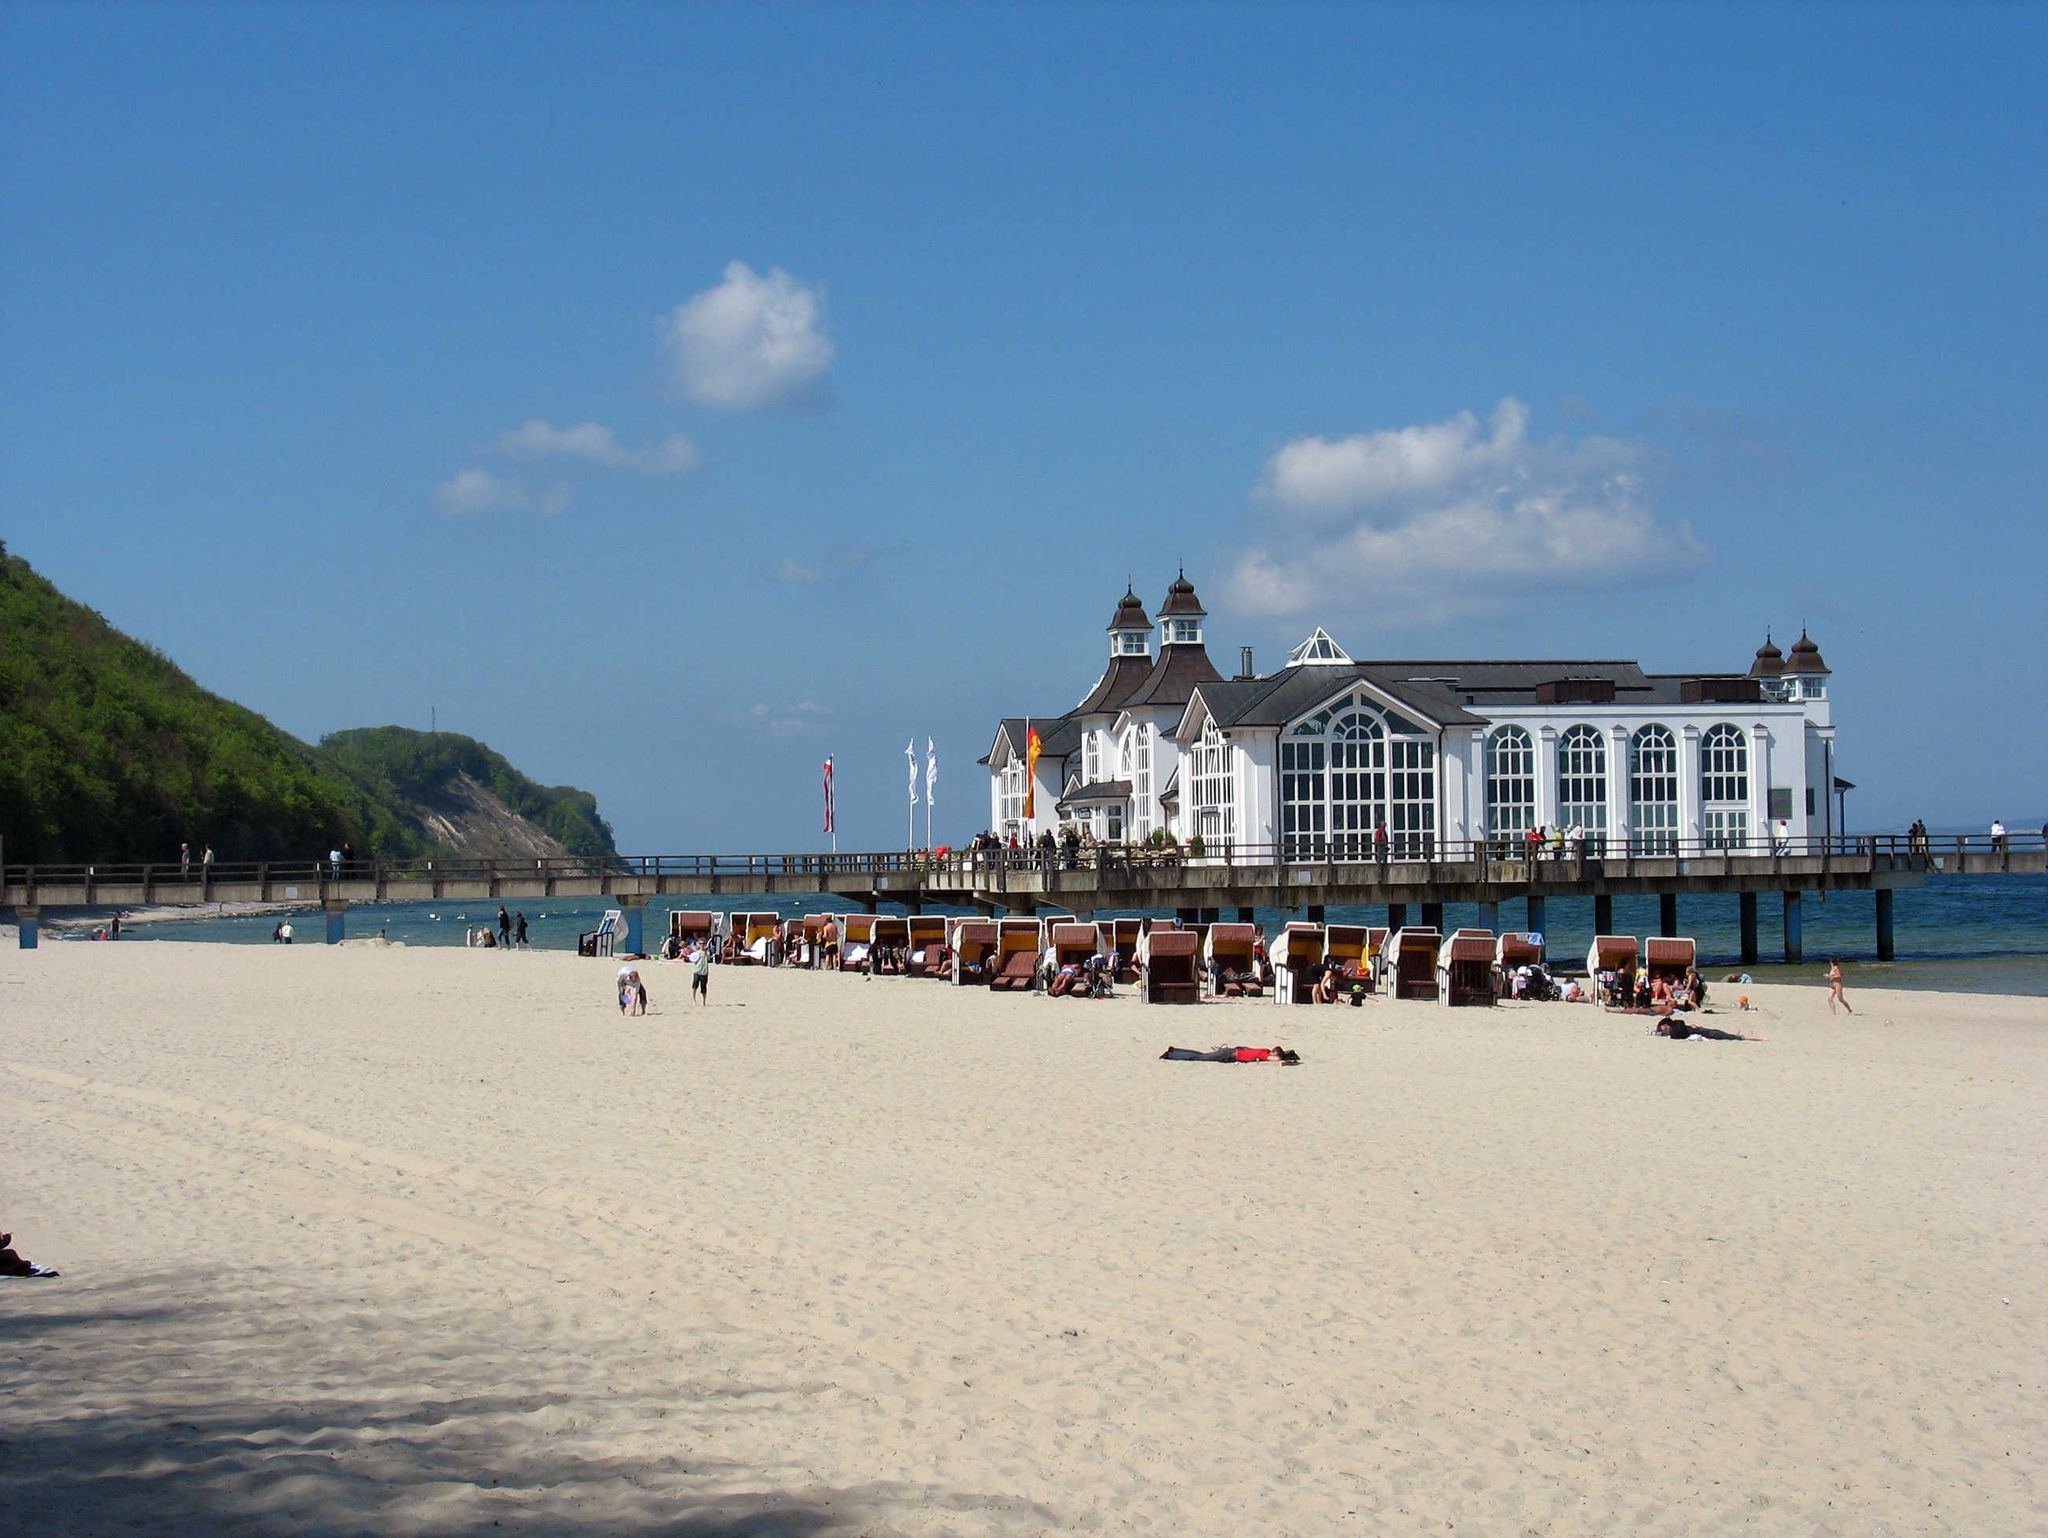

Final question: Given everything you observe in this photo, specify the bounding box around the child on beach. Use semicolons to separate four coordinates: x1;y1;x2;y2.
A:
1827;958;1853;1014
692;946;711;1005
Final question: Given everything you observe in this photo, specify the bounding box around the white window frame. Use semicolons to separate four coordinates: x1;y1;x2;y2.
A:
1629;725;1679;855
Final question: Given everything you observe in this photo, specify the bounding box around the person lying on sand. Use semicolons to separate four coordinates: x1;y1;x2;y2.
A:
1656;1019;1766;1041
0;1232;59;1278
1159;1046;1302;1064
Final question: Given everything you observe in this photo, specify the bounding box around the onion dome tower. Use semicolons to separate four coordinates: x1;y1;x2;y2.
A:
1106;584;1153;657
1748;633;1785;679
1156;568;1207;647
1784;629;1829;676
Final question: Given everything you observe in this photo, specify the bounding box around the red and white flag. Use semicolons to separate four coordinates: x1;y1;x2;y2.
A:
822;755;835;834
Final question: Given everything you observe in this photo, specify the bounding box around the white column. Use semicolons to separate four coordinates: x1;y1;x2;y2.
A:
1750;722;1773;852
1535;725;1559;831
1679;725;1702;850
1607;724;1632;852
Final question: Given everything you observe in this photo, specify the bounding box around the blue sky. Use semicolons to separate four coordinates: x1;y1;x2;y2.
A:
4;1;2042;848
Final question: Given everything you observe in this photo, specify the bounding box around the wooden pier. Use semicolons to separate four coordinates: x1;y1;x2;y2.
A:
6;835;2041;959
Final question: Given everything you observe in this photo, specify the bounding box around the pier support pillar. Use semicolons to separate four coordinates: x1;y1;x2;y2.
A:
1477;900;1499;931
613;894;650;955
1421;902;1444;932
1658;893;1679;939
1388;903;1408;932
323;899;349;946
1875;888;1895;961
1593;894;1612;936
1237;906;1255;924
1739;891;1759;965
1782;890;1804;964
14;906;40;949
1306;904;1325;925
1525;895;1546;939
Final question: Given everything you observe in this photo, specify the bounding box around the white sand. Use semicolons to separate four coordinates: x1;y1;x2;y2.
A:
3;942;2043;1536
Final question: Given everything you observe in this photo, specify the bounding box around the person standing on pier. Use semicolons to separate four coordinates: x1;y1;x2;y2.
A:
179;842;191;877
201;844;214;882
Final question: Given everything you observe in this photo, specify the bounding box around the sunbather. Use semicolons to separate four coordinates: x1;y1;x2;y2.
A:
1159;1045;1302;1063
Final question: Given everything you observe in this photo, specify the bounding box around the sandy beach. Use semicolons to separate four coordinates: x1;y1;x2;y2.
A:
3;942;2043;1536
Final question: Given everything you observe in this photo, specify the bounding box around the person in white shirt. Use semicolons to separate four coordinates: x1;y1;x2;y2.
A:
1990;819;2007;852
1773;817;1790;854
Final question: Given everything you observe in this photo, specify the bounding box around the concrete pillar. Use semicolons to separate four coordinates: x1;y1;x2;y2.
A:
1236;906;1255;924
1782;890;1804;964
1477;900;1499;931
1659;893;1678;938
1421;902;1444;931
1739;891;1759;966
1679;725;1702;848
1387;902;1408;932
1875;888;1895;961
15;906;40;950
323;899;349;946
614;894;650;955
1525;895;1546;938
1593;894;1613;936
1306;904;1325;924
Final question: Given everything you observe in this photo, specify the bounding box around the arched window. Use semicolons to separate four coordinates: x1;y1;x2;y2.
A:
1123;724;1153;839
1484;727;1535;853
1280;693;1435;859
1629;725;1678;855
1000;759;1026;835
1701;724;1749;849
1556;725;1608;846
1190;718;1234;844
1327;710;1386;857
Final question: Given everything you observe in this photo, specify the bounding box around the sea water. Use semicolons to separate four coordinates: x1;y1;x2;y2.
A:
101;874;2048;997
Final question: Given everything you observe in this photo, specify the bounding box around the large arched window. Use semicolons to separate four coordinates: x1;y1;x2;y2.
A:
1484;727;1535;853
1701;724;1749;849
1629;725;1678;855
1280;693;1435;858
1122;724;1152;839
1556;725;1608;846
1190;718;1234;844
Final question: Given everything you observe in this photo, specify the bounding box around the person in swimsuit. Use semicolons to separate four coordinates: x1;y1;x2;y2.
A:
1826;958;1852;1014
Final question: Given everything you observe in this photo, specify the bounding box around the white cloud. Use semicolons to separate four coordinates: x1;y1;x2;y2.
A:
435;468;525;516
770;558;823;585
1228;397;1703;624
433;468;571;518
495;419;700;474
661;261;835;409
750;699;832;737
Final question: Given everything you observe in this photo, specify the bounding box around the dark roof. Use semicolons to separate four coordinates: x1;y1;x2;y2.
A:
1156;569;1206;618
1784;629;1829;674
1073;653;1156;715
1057;779;1132;809
1120;641;1222;708
1749;634;1785;678
1106;585;1153;633
1189;665;1484;731
983;714;1083;766
1364;660;1654;701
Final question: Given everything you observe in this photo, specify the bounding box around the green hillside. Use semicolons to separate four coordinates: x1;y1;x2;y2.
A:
0;542;615;865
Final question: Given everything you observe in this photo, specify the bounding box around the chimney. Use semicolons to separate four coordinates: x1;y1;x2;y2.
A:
1237;646;1255;681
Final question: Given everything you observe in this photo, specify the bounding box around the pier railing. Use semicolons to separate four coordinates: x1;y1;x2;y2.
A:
4;832;2040;898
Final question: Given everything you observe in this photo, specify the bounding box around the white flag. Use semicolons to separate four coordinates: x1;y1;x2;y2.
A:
925;737;937;799
906;740;918;805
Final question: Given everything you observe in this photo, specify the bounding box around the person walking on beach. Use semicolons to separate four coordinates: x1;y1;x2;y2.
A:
691;944;711;1005
514;911;529;947
1826;957;1853;1015
497;905;511;948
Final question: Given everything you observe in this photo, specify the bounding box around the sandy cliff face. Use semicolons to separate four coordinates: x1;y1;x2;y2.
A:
402;770;573;859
